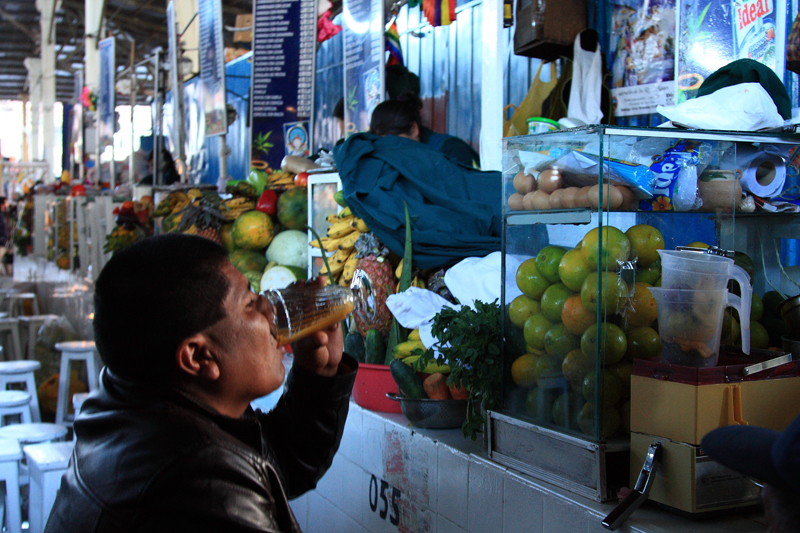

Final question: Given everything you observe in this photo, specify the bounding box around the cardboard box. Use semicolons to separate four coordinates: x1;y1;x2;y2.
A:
513;0;586;60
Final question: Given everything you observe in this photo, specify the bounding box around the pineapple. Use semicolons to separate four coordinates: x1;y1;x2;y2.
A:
353;233;396;338
175;193;228;244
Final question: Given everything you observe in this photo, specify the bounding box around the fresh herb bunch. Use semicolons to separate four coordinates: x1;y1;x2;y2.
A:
415;299;503;440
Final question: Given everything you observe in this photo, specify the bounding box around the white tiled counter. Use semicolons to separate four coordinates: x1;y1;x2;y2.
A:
290;401;769;533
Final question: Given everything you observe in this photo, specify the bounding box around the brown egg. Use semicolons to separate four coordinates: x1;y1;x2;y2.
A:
549;188;564;209
587;184;624;210
574;187;592;208
560;187;580;208
530;190;552;210
522;191;537;210
513;171;536;194
508;193;525;211
617;185;637;211
537;168;563;194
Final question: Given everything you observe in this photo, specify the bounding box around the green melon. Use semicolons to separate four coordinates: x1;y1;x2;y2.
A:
277;188;308;230
229;249;268;274
232;210;275;250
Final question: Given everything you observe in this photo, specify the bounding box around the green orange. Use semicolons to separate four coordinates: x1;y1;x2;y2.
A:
524;314;553;351
580;226;631;270
623;282;658;327
535;245;568;284
562;348;594;389
626;326;661;359
544;323;580;359
581;322;627;365
625;224;665;267
509;295;541;328
516;259;550;300
577;401;622;440
511;354;540;388
540;283;573;322
582;370;623;407
581;270;629;316
559;248;592;291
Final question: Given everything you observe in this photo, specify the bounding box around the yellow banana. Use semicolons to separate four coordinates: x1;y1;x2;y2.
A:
342;250;359;281
408;329;421;341
411;276;426;289
338;206;353;218
393;340;426;358
327;219;357;238
326;214;339;224
329;247;351;265
309;237;326;249
337;230;362;250
339;271;352;287
395;259;404;279
224;197;254;209
323;236;344;252
355;218;370;233
401;356;449;373
319;258;345;276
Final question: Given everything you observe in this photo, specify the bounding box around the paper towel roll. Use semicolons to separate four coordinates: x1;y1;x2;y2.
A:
740;152;786;198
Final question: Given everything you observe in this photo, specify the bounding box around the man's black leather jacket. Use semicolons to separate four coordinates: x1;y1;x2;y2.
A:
44;355;357;532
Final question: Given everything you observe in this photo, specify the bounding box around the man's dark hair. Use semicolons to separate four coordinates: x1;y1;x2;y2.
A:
93;234;231;383
333;98;344;121
369;92;423;137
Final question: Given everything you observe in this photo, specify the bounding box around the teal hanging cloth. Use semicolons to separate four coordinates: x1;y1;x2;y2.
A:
333;133;502;270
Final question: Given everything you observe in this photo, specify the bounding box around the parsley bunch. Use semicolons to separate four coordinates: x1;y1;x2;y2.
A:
415;300;503;440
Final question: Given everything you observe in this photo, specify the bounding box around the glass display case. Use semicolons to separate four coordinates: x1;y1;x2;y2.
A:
307;172;342;278
488;125;800;502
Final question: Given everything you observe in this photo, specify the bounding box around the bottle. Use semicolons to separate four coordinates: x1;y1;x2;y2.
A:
262;269;376;345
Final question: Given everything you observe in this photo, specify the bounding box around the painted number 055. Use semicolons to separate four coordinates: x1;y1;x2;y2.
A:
369;475;400;526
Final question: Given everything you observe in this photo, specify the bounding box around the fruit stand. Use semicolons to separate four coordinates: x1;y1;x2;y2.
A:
490;125;800;509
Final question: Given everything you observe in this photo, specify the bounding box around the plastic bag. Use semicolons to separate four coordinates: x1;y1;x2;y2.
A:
504;63;557;137
656;83;784;131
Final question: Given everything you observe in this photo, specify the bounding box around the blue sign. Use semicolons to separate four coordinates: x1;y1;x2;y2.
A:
198;0;228;136
98;37;115;147
251;0;316;172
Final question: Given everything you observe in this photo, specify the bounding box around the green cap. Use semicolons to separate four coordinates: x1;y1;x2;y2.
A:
697;59;791;120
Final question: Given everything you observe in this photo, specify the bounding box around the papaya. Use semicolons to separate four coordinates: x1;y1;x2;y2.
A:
344;330;366;363
389;358;426;399
423;373;452;400
364;329;385;365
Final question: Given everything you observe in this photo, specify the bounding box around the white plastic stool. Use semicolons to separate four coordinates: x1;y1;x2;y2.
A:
54;342;98;426
0;319;22;361
0;361;42;423
0;438;22;533
18;315;60;361
0;391;32;426
5;293;39;318
23;441;73;533
0;424;68;445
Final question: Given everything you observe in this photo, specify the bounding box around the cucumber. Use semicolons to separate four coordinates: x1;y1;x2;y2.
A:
364;329;385;365
344;330;366;363
389;358;427;399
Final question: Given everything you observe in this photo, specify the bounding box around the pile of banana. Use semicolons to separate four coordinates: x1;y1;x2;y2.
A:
267;170;296;190
310;207;370;286
393;259;427;291
154;191;191;217
221;196;255;221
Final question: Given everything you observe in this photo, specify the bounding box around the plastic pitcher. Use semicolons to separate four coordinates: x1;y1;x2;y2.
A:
648;287;750;366
657;250;751;343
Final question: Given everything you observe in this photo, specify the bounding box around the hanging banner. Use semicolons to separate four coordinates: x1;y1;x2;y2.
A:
342;0;384;135
676;0;786;103
198;0;228;136
609;0;677;117
98;37;116;147
250;0;316;173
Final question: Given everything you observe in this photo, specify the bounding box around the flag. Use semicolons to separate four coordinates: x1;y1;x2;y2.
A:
385;22;404;67
422;0;456;27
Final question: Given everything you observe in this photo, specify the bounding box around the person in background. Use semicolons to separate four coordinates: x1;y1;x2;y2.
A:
45;233;357;532
369;92;481;169
702;413;800;532
138;146;180;186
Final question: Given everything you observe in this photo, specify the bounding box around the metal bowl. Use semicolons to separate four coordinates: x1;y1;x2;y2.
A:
386;393;468;429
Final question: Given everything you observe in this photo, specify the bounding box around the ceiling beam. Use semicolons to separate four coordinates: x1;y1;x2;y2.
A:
0;7;40;43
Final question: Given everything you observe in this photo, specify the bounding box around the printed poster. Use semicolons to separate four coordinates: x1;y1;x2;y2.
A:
198;0;228;136
342;0;384;135
677;0;786;103
610;0;677;117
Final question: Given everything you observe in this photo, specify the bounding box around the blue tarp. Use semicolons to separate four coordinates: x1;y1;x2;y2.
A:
333;133;502;270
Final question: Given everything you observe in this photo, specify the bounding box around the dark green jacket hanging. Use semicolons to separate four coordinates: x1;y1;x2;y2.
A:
333;133;501;270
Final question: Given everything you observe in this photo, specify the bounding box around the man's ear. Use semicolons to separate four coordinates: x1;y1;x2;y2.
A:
410;121;420;141
176;333;221;381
